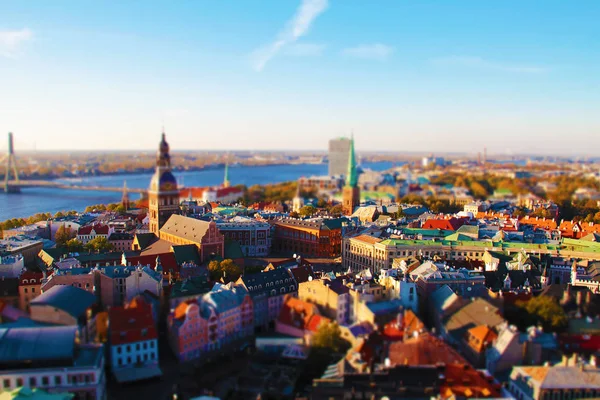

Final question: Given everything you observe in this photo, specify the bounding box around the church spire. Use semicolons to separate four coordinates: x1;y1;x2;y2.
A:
223;161;230;188
345;134;357;187
157;130;171;169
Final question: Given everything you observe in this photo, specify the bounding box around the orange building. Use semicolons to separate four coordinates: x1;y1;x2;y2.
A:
272;218;344;258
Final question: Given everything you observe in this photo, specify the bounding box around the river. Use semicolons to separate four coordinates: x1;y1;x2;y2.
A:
0;162;396;221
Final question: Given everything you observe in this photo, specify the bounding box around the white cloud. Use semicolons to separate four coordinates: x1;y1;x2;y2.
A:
284;42;326;57
342;43;394;61
251;0;328;71
432;56;547;73
0;28;33;58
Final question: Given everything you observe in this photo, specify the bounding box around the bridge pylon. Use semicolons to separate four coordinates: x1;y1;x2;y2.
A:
2;132;21;193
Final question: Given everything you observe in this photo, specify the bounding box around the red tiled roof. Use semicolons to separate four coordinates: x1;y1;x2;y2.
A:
179;187;206;199
305;314;328;332
19;271;43;286
277;296;319;329
388;333;467;366
559;334;600;353
519;216;558;230
382;309;426;341
78;224;110;235
441;364;501;399
215;186;244;197
423;217;465;231
125;252;179;274
108;299;157;345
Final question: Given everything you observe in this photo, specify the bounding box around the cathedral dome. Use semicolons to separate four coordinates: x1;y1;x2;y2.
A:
150;170;178;192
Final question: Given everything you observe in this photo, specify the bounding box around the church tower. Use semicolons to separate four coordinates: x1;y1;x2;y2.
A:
149;131;180;235
342;135;360;216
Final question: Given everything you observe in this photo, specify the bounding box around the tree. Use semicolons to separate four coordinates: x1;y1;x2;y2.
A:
298;205;317;217
55;225;74;246
65;238;84;253
328;204;343;217
311;321;347;353
85;237;114;253
514;295;568;332
208;259;242;281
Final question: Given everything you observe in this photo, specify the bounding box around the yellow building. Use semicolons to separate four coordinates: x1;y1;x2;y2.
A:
298;278;352;324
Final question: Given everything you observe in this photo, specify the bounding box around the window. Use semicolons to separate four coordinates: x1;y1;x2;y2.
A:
54;376;61;385
29;377;36;387
32;288;35;293
3;379;10;389
16;379;23;387
126;345;131;352
42;377;49;386
117;347;122;354
23;288;28;293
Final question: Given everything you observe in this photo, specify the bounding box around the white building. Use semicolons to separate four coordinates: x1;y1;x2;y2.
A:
108;299;160;382
125;265;163;303
76;224;114;244
378;268;419;313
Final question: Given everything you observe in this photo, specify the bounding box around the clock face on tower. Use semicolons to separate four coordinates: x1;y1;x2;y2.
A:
162;182;175;191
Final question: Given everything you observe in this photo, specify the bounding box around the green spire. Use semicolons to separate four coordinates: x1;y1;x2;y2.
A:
223;161;230;187
345;135;357;187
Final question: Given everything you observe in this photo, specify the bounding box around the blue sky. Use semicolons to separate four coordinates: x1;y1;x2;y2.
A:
0;1;599;155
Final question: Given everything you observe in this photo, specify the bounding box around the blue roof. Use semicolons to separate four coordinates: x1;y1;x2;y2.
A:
365;299;404;316
31;285;96;318
0;326;76;363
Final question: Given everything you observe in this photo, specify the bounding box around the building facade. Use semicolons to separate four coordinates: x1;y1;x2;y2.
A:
272;218;343;258
216;217;271;257
108;299;159;374
18;271;43;311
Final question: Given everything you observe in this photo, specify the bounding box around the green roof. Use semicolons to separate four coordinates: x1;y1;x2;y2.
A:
224;240;244;259
170;277;212;299
444;233;474;241
0;387;74;400
400;228;453;238
361;191;395;200
456;225;479;235
134;233;158;250
172;244;201;265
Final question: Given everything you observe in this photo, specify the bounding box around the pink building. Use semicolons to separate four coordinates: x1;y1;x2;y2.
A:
167;283;253;362
168;300;209;362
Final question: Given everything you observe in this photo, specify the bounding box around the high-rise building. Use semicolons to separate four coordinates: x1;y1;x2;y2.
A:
328;137;351;177
149;132;180;235
342;136;360;216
